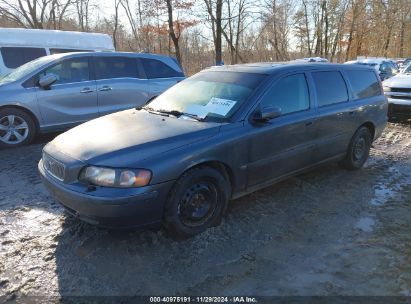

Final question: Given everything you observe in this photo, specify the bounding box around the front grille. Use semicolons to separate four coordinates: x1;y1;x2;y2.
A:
43;153;65;181
390;95;411;100
391;87;411;93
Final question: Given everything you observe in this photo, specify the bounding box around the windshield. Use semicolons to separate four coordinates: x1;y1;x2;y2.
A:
145;71;266;121
0;55;54;84
403;63;411;74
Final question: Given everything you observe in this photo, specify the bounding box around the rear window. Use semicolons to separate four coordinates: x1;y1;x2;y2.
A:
140;58;182;79
346;70;381;99
50;48;91;55
312;71;348;107
94;57;140;79
1;47;47;69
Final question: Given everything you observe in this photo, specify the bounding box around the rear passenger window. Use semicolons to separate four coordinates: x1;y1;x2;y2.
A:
312;71;348;107
42;58;90;85
1;47;47;69
260;73;310;115
94;57;139;79
140;58;181;79
346;70;381;99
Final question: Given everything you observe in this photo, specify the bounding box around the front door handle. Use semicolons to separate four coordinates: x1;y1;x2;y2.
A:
99;86;112;92
80;88;94;93
305;121;313;126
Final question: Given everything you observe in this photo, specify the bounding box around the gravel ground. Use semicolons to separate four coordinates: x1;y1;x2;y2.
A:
1;122;411;300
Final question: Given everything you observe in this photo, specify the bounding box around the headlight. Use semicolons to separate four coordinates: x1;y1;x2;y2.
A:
79;166;151;188
383;86;391;92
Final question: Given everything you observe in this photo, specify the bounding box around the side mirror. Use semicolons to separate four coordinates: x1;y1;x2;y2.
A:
39;73;57;89
253;106;282;122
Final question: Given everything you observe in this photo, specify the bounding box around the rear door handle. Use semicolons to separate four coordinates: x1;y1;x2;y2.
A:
348;109;356;115
99;86;112;92
305;121;313;126
80;88;94;93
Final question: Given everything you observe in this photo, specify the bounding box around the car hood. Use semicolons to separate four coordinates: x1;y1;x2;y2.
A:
383;74;411;88
45;109;221;166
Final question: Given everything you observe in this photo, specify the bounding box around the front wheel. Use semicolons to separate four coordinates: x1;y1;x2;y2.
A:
0;108;36;148
339;126;372;170
164;166;230;239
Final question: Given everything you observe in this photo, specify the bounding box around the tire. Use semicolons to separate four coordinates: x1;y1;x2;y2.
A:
0;108;36;148
164;166;230;239
339;126;372;170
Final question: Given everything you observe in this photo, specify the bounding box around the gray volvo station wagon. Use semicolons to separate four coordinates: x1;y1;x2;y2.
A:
39;62;387;238
0;52;184;147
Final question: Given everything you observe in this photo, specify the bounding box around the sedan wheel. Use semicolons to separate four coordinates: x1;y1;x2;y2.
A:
0;109;36;147
178;181;219;228
164;166;230;239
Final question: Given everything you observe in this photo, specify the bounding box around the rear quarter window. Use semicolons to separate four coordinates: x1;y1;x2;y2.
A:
1;47;47;69
140;58;183;79
312;71;348;107
346;70;381;99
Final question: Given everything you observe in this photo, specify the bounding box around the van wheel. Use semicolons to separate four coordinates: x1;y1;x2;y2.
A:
164;166;230;239
0;108;36;148
339;126;372;170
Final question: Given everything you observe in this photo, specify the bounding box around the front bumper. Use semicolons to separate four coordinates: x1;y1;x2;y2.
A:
39;159;175;228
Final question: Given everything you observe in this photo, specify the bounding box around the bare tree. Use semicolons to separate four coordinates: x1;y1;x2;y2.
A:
0;0;71;29
204;0;223;65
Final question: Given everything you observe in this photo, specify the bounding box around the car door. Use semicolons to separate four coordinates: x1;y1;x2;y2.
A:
139;58;184;100
35;56;98;128
94;56;150;116
309;70;355;163
246;72;317;188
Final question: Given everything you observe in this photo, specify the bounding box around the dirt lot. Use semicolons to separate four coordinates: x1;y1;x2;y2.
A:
1;122;411;300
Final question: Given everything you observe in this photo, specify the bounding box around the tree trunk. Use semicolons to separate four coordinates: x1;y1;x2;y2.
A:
166;0;182;65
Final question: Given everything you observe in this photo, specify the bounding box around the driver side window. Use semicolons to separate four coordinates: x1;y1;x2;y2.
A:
41;58;90;85
260;73;310;115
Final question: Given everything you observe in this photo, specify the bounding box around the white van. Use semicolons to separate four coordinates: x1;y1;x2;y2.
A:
0;28;114;76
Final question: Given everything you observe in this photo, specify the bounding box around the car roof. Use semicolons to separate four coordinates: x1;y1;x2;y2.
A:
50;51;177;61
205;61;375;75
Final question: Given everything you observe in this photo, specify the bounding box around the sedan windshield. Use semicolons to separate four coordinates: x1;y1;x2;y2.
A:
403;63;411;74
145;71;266;121
0;55;56;84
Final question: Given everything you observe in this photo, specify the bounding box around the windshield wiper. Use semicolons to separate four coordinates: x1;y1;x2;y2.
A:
143;107;204;121
143;106;172;117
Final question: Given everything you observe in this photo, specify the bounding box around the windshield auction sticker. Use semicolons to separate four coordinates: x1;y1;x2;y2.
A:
184;98;237;119
205;97;237;116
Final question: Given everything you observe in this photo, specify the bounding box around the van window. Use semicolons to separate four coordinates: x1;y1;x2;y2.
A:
50;48;91;55
260;73;310;115
140;58;182;79
42;58;90;84
312;71;348;107
94;57;139;79
1;47;47;69
346;70;381;99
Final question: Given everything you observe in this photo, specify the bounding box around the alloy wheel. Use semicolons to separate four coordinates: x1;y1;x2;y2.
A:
0;115;29;145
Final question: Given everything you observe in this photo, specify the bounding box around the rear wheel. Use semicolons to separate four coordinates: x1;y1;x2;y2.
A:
164;166;230;239
0;108;36;148
339;126;372;170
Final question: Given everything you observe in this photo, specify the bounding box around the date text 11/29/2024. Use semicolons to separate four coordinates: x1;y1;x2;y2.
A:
149;296;258;303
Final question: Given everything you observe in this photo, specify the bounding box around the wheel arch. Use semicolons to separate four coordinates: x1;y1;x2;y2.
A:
179;160;235;197
0;104;40;132
360;121;375;140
